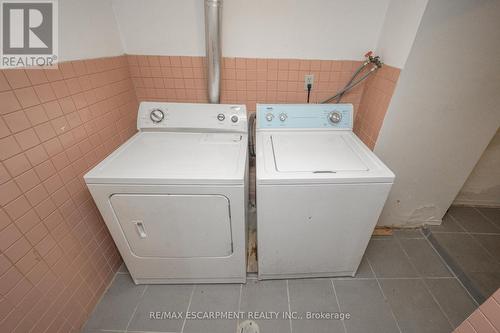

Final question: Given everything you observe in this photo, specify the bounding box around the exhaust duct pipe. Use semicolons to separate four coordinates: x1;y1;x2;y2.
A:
205;0;222;103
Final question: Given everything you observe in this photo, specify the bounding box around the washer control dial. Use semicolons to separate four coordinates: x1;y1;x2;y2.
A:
231;115;239;123
217;113;225;121
279;113;288;122
265;113;274;122
150;109;165;123
328;111;342;124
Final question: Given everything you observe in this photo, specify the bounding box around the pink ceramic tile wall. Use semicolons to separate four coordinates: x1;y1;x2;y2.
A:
0;56;138;332
454;288;500;332
353;65;400;149
128;55;365;112
128;54;399;148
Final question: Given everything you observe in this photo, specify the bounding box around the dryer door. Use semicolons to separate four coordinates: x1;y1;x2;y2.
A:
110;194;233;258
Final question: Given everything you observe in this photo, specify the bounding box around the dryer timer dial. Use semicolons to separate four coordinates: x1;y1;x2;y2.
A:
150;109;165;123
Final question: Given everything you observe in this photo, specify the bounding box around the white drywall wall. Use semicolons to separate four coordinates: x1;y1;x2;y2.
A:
375;0;429;68
375;0;500;226
59;0;123;61
221;0;389;61
111;0;395;63
57;0;428;66
454;129;500;207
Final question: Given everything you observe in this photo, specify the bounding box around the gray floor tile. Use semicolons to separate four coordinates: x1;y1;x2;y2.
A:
334;279;399;333
380;279;452;333
472;234;500;262
464;271;500;301
240;279;290;333
127;284;194;332
399;238;452;277
117;262;128;273
427;214;466;233
394;229;424;239
354;256;374;278
83;274;146;331
449;206;500;233
183;284;240;333
431;233;500;273
287;279;344;333
477;207;500;228
424;278;477;328
365;239;418;278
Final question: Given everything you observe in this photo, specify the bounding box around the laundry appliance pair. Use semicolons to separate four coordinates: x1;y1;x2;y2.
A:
84;102;394;284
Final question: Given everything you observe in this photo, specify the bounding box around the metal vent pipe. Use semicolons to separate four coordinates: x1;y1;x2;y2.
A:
205;0;222;103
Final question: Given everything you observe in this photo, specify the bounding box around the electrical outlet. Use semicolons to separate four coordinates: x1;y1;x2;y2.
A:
304;74;314;90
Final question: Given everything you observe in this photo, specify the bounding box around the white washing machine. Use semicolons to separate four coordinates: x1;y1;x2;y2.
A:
256;104;394;280
85;102;248;284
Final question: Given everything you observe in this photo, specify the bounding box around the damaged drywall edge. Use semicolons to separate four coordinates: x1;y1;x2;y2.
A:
378;204;443;228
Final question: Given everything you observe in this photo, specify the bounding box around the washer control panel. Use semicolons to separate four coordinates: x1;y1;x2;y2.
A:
137;102;247;132
257;104;353;129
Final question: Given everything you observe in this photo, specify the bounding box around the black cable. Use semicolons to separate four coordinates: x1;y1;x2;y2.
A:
306;83;312;103
248;112;256;157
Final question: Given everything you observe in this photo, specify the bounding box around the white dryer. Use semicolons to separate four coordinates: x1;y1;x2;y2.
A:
85;102;248;284
256;104;394;280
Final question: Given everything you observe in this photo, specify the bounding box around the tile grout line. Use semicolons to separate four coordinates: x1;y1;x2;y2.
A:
286;280;293;333
474;207;500;232
236;283;243;329
452;209;500;264
365;256;403;333
443;212;500;303
127;330;179;333
393;235;455;330
448;209;500;235
447;212;468;233
82;268;125;331
180;285;196;333
469;233;500;267
424;227;480;307
329;279;347;333
426;231;500;235
124;284;149;332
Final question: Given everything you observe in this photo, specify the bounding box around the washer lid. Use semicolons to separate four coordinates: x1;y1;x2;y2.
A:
257;130;395;184
271;132;368;172
84;131;247;185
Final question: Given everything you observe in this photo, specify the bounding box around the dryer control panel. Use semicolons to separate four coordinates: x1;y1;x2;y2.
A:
257;104;353;130
138;102;248;133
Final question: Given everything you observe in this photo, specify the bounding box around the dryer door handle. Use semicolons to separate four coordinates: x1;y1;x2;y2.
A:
133;220;147;238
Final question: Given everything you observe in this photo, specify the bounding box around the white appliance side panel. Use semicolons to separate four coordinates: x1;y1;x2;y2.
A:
110;194;232;258
87;184;247;284
257;182;392;278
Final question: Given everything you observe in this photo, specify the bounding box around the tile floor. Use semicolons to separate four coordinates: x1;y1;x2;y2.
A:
426;206;500;304
82;226;481;333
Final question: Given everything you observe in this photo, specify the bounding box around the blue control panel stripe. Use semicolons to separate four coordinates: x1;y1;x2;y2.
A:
256;104;353;129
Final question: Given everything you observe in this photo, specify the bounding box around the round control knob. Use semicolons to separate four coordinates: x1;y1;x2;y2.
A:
231;115;239;123
217;113;225;121
150;109;165;123
265;113;274;122
328;111;342;124
279;113;288;122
